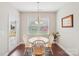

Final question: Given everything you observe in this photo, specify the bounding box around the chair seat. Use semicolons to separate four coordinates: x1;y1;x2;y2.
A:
32;40;45;56
25;44;32;48
33;47;45;56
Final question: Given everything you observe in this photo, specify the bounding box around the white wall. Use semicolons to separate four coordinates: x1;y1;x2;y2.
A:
20;12;56;42
8;4;20;53
0;3;20;55
57;3;79;56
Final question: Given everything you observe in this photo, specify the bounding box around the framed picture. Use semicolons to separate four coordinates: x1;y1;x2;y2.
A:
10;21;16;37
62;15;73;28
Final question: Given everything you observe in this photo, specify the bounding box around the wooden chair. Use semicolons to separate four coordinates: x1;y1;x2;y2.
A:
32;40;45;56
23;35;31;55
48;33;54;55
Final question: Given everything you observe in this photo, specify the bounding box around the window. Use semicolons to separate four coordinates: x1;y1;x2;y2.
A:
26;16;49;36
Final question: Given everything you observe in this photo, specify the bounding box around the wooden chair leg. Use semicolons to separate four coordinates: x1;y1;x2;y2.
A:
24;48;27;56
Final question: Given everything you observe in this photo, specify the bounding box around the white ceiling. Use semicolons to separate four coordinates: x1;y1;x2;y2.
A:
9;2;70;12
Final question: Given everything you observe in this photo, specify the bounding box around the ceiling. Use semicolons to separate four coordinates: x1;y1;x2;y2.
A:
9;2;70;12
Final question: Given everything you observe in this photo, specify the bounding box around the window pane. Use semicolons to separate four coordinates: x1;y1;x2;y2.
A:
26;16;49;35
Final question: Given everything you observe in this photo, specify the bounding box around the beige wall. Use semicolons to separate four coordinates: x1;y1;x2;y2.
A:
0;3;20;55
57;3;79;56
8;4;20;52
20;12;56;41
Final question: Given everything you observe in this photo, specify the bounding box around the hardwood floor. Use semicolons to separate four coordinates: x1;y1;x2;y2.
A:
8;44;69;56
52;44;69;56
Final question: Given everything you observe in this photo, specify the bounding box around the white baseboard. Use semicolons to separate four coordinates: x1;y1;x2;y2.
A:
56;42;73;56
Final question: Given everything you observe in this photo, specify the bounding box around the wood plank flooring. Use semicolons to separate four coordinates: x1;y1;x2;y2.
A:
8;44;69;56
52;44;69;56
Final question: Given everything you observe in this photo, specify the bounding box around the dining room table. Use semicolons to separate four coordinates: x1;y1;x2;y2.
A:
25;36;53;56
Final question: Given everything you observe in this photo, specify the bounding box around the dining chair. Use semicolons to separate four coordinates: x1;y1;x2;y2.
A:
48;33;54;55
23;35;31;55
32;40;45;56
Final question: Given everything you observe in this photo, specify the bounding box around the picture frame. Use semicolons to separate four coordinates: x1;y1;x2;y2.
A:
10;21;16;37
61;14;73;28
